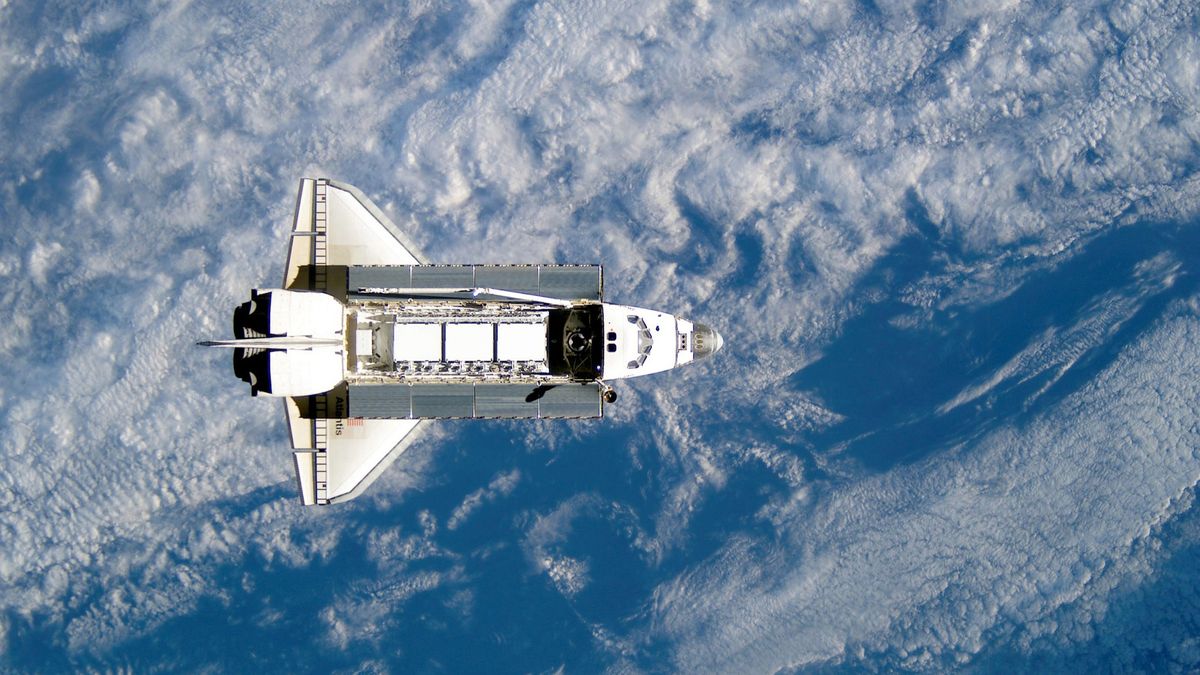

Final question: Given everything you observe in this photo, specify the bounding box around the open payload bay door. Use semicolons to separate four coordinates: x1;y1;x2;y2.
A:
284;398;426;505
284;178;427;290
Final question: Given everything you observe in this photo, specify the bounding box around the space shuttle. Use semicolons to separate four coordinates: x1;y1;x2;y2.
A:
203;179;723;505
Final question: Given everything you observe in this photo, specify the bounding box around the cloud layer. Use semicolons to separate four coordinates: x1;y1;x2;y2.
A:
1;0;1198;670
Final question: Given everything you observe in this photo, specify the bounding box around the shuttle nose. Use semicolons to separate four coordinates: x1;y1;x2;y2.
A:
692;322;723;359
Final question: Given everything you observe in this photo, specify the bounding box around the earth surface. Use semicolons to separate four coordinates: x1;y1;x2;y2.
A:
2;0;1200;672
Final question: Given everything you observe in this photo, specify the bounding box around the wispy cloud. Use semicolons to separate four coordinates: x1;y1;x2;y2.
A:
650;306;1200;671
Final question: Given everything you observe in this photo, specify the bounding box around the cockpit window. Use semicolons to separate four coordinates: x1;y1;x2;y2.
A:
625;315;653;369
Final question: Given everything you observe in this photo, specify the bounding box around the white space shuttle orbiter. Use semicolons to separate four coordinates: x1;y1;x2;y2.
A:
203;179;723;505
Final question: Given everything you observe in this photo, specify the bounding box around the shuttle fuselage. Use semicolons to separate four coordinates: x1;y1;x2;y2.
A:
203;179;721;504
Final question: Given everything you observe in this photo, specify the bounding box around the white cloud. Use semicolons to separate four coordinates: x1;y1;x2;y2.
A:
447;468;521;531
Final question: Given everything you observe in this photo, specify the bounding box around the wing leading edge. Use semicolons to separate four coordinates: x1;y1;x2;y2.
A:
284;178;426;289
286;398;426;505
